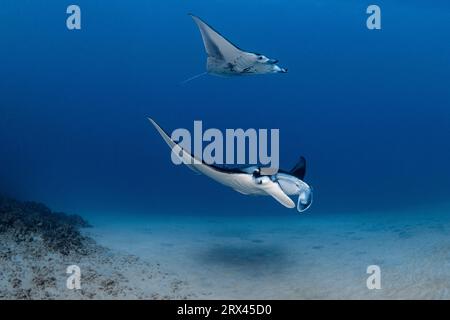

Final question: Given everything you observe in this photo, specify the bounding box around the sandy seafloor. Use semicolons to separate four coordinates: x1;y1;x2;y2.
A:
83;205;450;299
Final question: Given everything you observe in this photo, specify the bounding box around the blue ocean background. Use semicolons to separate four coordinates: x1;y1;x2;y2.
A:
1;0;449;218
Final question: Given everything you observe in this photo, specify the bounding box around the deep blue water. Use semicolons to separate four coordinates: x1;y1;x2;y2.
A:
1;0;449;217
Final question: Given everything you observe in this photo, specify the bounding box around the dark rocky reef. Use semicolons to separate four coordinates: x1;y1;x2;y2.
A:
0;195;91;255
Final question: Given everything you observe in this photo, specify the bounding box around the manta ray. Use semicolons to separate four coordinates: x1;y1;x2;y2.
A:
149;118;313;213
189;14;288;77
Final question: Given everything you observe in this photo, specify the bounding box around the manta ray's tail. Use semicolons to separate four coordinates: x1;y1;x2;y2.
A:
180;72;208;85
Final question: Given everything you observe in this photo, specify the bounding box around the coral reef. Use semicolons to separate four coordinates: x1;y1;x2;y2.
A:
0;195;193;299
0;195;91;255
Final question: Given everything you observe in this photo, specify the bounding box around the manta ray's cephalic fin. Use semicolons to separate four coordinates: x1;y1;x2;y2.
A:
263;183;296;209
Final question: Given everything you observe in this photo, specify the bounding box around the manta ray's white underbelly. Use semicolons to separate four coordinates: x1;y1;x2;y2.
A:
207;57;249;75
201;168;296;209
204;170;266;195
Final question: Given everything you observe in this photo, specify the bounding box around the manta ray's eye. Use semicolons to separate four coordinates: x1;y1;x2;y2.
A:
258;56;264;60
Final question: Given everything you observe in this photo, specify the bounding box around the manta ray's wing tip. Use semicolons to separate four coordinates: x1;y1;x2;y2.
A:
147;117;157;126
188;13;202;23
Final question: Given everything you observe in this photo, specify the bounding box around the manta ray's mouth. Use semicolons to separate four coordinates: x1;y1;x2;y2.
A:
297;189;313;213
272;66;287;73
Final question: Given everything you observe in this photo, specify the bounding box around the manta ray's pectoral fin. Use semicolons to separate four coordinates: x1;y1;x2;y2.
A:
189;14;243;62
185;162;202;175
148;118;201;175
149;118;233;182
290;156;307;180
234;189;250;195
264;182;296;209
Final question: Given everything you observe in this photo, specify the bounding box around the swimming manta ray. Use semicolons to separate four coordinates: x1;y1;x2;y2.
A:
189;14;288;77
149;118;312;213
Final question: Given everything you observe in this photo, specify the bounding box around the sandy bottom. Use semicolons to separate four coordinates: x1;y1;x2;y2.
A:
0;231;194;299
85;209;450;299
